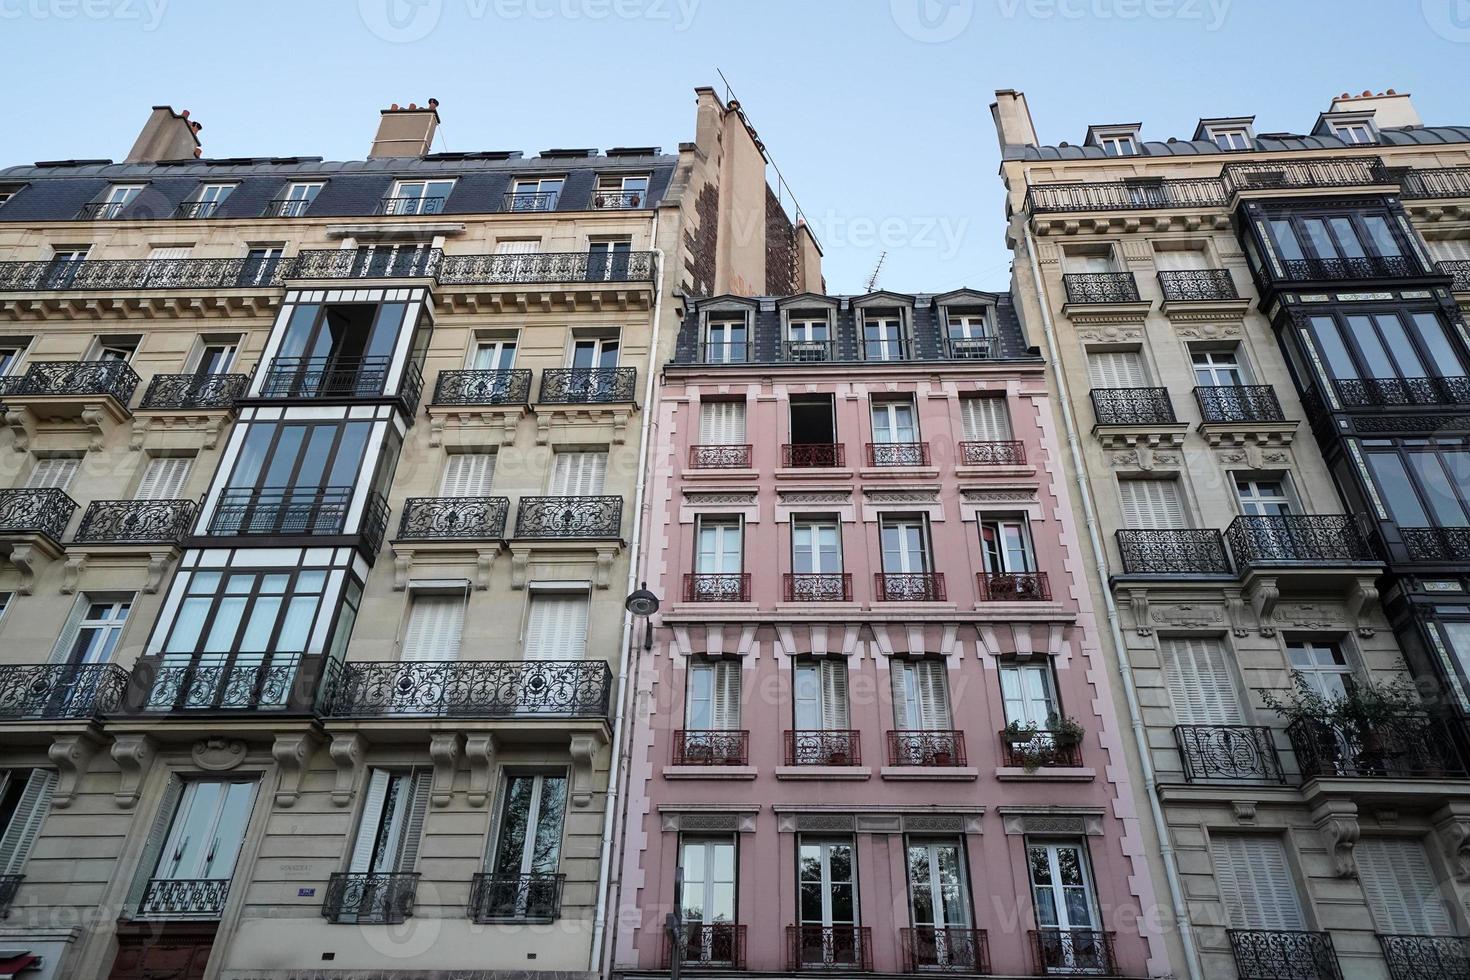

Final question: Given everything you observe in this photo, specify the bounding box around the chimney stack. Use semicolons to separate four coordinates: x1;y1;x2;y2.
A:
370;99;440;158
991;89;1039;149
125;105;203;163
1327;89;1421;129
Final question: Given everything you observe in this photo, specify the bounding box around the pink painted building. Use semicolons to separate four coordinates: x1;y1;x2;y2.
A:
610;289;1168;978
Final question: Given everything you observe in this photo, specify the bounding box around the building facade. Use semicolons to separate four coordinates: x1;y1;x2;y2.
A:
0;92;816;980
609;290;1169;978
995;88;1470;980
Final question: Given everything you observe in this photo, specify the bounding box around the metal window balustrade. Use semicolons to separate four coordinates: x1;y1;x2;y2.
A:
396;496;509;540
73;499;196;545
319;660;612;719
1173;725;1287;784
138;372;249;410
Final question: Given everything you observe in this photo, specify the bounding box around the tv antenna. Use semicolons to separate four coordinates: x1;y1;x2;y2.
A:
866;251;887;292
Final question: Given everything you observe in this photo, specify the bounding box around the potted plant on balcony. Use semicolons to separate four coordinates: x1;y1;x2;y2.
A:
1261;672;1427;776
1002;719;1045;773
1048;714;1085;748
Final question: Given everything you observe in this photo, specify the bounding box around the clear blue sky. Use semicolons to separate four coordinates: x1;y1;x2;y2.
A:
2;0;1467;293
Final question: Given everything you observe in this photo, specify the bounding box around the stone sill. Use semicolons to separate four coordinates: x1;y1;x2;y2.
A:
682;468;759;482
774;467;855;481
995;766;1095;782
879;766;979;781
955;464;1038;480
858;466;942;481
662;765;758;781
774;766;872;781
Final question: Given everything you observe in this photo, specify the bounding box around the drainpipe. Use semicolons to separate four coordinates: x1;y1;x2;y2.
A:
1022;222;1203;980
591;212;666;973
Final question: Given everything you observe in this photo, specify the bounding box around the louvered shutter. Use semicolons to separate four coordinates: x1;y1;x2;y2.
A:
349;770;392;873
27;457;79;490
525;594;589;660
1430;240;1470;261
1357;838;1454;936
401;594;465;662
136;456;192;500
394;770;432;873
712;660;741;730
1210;835;1306;931
147;246;193;260
495;240;542;254
550;452;607;495
916;660;951;729
961;397;1012;441
47;597;90;665
891;662;915;730
1118;479;1187;529
440;454;496;496
699;401;747;444
1088;351;1147;388
819;660;849;729
1155;249;1210;271
1162;638;1245;726
1066;253;1116;274
125;775;183;911
0;769;57;874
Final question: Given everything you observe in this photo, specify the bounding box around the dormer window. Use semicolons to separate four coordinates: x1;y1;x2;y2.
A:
507;177;564;212
1208;128;1251;151
703;313;749;364
0;184;23;207
1098;133;1137;156
943;309;994;360
81;184;144;220
384;179;454;216
178;183;235;219
784;312;832;362
861;309;909;361
593;174;649;210
1331;120;1376;144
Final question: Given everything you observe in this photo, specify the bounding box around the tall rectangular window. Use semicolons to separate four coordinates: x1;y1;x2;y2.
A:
1357;838;1455;937
792;518;842;574
798;837;858;929
1117;478;1186;529
480;771;567;921
549;451;607;495
1087;350;1147;388
524;593;588;660
906;837;971;934
1210;835;1305;930
136;456;192;500
890;659;951;731
26;456;80;491
1000;662;1056;729
961;397;1012;442
0;769;58;882
401;593;465;662
879;516;931;573
1161;638;1244;726
686;660;741;732
793;659;850;730
52;595;131;664
440;453;496;496
699;401;747;445
350;769;430;876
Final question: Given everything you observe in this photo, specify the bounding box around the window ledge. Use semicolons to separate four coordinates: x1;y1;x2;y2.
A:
662;765;758;780
858;466;941;481
879;765;979;781
774;467;855;481
774;766;872;781
995;766;1095;782
955;464;1037;480
682;468;759;482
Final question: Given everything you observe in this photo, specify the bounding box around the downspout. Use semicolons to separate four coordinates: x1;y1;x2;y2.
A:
1022;221;1203;980
591;211;666;972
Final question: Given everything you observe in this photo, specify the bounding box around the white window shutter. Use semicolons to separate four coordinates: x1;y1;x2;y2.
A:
699;401;747;444
147;246;193;260
550;452;607;495
136;456;192;500
394;771;433;873
1357;838;1454;936
713;660;741;730
1088;351;1147;388
1155;249;1210;271
525;594;589;659
819;659;849;729
890;661;915;730
47;596;90;665
402;594;465;662
1162;638;1245;726
440;454;496;496
916;660;951;729
495;240;542;254
1210;835;1306;931
27;457;80;491
0;769;57;875
1118;479;1187;529
1429;240;1470;261
349;770;392;873
961;397;1012;441
125;775;184;910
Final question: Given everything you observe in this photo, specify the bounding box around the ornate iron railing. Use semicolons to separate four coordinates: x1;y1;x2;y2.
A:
1437;260;1470;292
1221;157;1391;196
781;340;836;362
666;923;747;970
861;338;913;361
960;440;1026;465
695;342;751;363
1401;167;1470;200
138;372;249;410
0;487;77;542
13;359;140;403
74;498;196;544
137;878;231;919
783;443;845;468
688;444;753;469
536;367;638;404
783;573;852;602
1000;730;1084;769
1116;529;1233;574
683;572;751;602
944;335;996;360
437;250;656;284
1063;272;1140;304
0;257;288;291
887;730;967;767
1091;387;1176;425
514;495;622;538
257;355;392;399
173;200;222;219
1027;177;1228;213
787;925;873;972
875;572;946;602
1158;268;1239;301
503;191;559;212
1196;385;1287;423
592;190;646;210
320;660;612;719
262;197;312;218
143;655;302;712
1226;515;1375;566
397;496;508;540
1174;725;1287;783
1287;715;1465;779
977;571;1051;602
866;442;931;467
1276;255;1423;282
672;730;750;766
77;201;128;220
900;926;991;974
1401;527;1470;563
209;486;354;537
1227;929;1342;980
288;247;441;280
0;874;20;917
784;729;862;766
1030;929;1118;976
377;195;447;216
1332;376;1470;408
431;368;532;406
0;663;128;719
322;872;418;925
467;872;565;923
1377;933;1470;980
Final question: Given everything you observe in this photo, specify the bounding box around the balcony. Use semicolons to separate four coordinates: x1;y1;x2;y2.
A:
1401;166;1470;200
861;339;913;362
887;730;967;767
322;872;418;925
1273;254;1425;283
437;250;656;285
787;925;873;972
503;191;558;212
377;195;447;216
688;444;753;469
683;572;751;603
784;730;861;767
781;340;836;362
320;660;612;719
397;496;509;541
1376;934;1470;980
592;189;645;210
1221;156;1392;196
1400;527;1470;563
0;663;128;720
944;335;996;360
73;499;196;545
1225;515;1375;569
783;443;845;468
1173;725;1286;784
537;367;637;405
1030;929;1118;976
173;200;222;220
262;197;312;218
10;360;139;406
1227;929;1341;980
695;342;751;364
210;486;349;536
900;927;991;974
666;923;747;970
866;442;931;467
257;356;425;414
467;872;564;924
141;655;306;713
514;496;621;539
1287;715;1465;780
288;247;440;280
960;440;1026;466
1026;177;1228;213
1330;376;1470;409
136;878;231;919
431;368;532;407
77;201;129;220
1000;730;1084;770
1158;268;1239;302
672;730;749;766
0;488;79;546
138;373;249;411
875;572;946;602
0;257;287;292
0;874;19;917
1062;272;1140;304
976;571;1051;602
783;573;853;602
1091;387;1176;426
1116;529;1233;575
1437;260;1470;292
1195;385;1286;424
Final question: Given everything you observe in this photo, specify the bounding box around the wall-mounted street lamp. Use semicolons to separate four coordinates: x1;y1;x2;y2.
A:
624;582;660;650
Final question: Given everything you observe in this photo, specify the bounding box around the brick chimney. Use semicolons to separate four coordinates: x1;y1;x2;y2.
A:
125;105;203;162
991;89;1039;149
370;100;440;158
1327;89;1421;129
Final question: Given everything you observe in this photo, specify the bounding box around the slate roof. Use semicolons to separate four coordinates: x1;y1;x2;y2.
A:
1003;125;1470;162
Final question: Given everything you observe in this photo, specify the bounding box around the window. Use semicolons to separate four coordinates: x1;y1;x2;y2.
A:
0;769;58;882
524;592;588;659
188;183;235;217
136;456;192;500
96;184;143;216
870;399;918;446
880;516;932;573
961;397;1012;442
944;311;993;359
789;396;838;464
786;314;832;360
704;315;749;363
401;592;465;662
1193;349;1248;387
587;239;633;280
1330;120;1375;144
1161;638;1245;726
241;247;283;286
0;185;21;207
386;179;454;215
1430;239;1470;262
1000;662;1056;729
890;659;951;731
1064;251;1119;275
570;335;619;370
1155;247;1212;272
221;421;375;532
147;245;192;261
1209;128;1251;151
798;837;859;935
1287;640;1354;699
484;772;567;920
695;517;743;574
980;517;1034;573
142;779;255;908
698;400;746;446
1357;838;1455;937
1365;447;1470;528
471;337;517;370
792;518;842;574
1117;478;1187;529
0;338;28;377
549;451;607;495
1210;835;1305;931
440;453;496;496
680;837;737;939
1235;476;1294;516
687;660;741;732
1087;350;1147;389
1027;840;1101;942
906;838;972;942
494;239;542;255
276;181;323;217
1097;133;1137;156
508;177;564;211
1303;311;1465;389
347;769;430;896
593;174;649;208
26;455;80;490
793;659;850;730
51;596;132;664
191;336;239;375
861;312;907;361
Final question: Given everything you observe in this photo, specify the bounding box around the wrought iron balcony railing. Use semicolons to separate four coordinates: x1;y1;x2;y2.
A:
875;572;946;602
503;191;559;212
320;660;612;719
960;440;1026;465
437;250;656;285
397;496;508;541
1158;268;1239;301
1091;387;1176;425
514;495;622;539
1276;255;1424;282
592;190;646;210
900;927;991;975
142;655;303;713
467;872;564;923
73;499;196;545
1401;527;1470;563
0;257;288;291
672;730;750;766
138;372;249;410
783;573;853;602
11;359;140;404
1221;156;1391;196
262;197;312;218
695;342;751;364
1030;929;1118;976
1226;515;1375;567
377;195;447;216
783;443;845;468
77;201;128;220
537;367;638;404
1173;725;1287;783
781;340;836;362
322;872;418;925
431;368;532;407
1063;271;1140;304
1196;385;1287;423
288;247;440;280
1287;715;1465;780
0;874;19;917
136;878;231;919
173;200;222;220
866;442;931;467
258;356;424;411
784;729;862;766
683;572;751;602
977;571;1050;602
861;339;913;361
887;730;967;767
0;488;78;543
688;444;753;469
1116;529;1233;575
1331;376;1470;408
667;923;747;970
1376;933;1470;980
209;486;354;537
944;335;996;360
1437;260;1470;292
0;663;128;719
1227;929;1342;980
1027;177;1228;213
787;925;873;972
1000;730;1084;769
1401;167;1470;200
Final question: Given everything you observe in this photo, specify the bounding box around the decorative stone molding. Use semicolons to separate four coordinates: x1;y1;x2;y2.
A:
536;406;633;446
569;732;605;807
1224;589;1251;637
5;410;30;452
60;555;85;595
109;734;156;808
129;413;228;452
48;731;104;809
1312;799;1361;878
998;807;1106;837
192;737;248;772
1346;579;1380;638
1246;575;1281;635
1127;589;1151;636
1433;803;1470;882
777;490;851;505
80;406;107;451
392;545;501;591
271;731;322;808
1231;801;1257;824
1093;427;1189;453
1151;603;1226;630
328;733;366;807
682;490;759;506
508;541;620;590
7;543;40;596
426;407;525;448
659;808;759;833
863;488;940;504
464;734;497;807
959;488;1038;504
1076;324;1143;345
1171;320;1245;339
428;733;462;808
1271;601;1344;631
